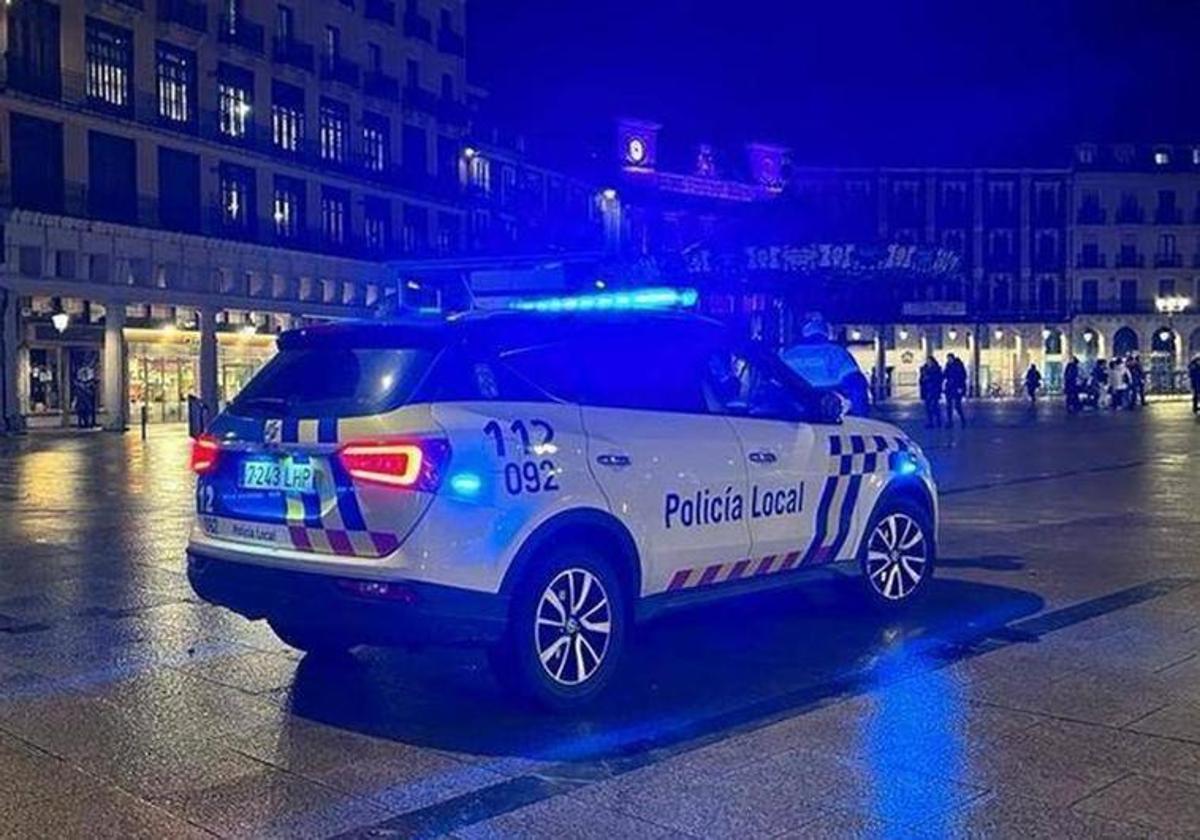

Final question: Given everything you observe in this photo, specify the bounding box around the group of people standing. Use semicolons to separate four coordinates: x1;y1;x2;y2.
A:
918;354;969;427
916;351;1200;422
1062;354;1151;412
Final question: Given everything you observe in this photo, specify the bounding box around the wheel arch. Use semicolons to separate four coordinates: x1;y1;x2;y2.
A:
854;477;937;558
499;507;643;606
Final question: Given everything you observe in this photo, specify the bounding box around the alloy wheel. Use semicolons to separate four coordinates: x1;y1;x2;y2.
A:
534;567;612;686
865;513;929;601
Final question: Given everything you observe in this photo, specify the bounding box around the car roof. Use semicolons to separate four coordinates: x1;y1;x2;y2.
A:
279;309;728;351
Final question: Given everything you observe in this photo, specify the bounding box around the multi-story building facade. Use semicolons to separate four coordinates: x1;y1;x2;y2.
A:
0;0;474;430
1070;142;1200;392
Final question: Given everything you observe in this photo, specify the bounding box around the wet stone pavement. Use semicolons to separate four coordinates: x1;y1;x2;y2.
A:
1;401;1199;838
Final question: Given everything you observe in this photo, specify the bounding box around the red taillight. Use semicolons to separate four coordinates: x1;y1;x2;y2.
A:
190;435;221;475
338;439;449;490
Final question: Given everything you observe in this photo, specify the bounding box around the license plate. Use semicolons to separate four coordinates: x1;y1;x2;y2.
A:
240;459;316;493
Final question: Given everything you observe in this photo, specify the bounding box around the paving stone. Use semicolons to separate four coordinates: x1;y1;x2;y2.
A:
1073;773;1200;835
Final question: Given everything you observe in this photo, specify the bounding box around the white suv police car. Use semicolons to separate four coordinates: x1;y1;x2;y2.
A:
187;303;937;709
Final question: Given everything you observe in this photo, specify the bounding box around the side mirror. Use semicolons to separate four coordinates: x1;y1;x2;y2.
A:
186;395;209;439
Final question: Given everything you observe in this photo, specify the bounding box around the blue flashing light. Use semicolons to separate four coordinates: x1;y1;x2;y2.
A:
891;451;922;476
448;471;483;497
509;287;699;314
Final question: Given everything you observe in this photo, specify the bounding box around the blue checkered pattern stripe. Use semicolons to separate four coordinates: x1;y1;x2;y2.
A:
829;434;909;477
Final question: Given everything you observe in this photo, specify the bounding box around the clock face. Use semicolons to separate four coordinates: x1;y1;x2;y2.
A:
627;137;646;165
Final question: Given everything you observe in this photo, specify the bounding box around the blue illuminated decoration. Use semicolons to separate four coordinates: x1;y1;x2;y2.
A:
509;287;699;313
448;471;483;497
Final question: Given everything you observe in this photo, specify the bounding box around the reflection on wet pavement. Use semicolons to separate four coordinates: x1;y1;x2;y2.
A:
1;402;1199;837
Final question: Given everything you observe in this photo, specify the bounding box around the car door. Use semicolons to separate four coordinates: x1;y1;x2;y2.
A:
575;330;752;596
710;346;859;570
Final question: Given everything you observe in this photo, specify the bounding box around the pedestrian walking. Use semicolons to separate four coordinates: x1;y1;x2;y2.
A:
1064;355;1082;412
1128;354;1147;407
1109;357;1130;410
919;356;944;428
1024;363;1042;408
943;352;967;427
1189;353;1200;415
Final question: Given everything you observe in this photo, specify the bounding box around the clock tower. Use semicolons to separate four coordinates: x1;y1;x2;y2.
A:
617;118;661;170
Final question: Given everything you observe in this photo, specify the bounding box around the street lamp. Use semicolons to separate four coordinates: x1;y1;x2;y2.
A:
1155;294;1191;315
600;188;618;202
51;311;70;334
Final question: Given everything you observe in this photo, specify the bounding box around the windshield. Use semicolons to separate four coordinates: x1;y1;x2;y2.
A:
230;347;436;418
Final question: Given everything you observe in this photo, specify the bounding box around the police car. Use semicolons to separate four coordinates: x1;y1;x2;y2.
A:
187;291;937;709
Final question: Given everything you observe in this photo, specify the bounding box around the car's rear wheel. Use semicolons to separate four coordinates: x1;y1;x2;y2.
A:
490;546;627;711
268;619;357;657
859;497;935;607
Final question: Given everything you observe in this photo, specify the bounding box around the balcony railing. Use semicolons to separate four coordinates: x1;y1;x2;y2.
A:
363;70;400;101
158;0;208;32
1076;206;1106;224
403;83;440;115
365;0;397;25
404;11;433;41
437;27;465;56
273;36;315;72
1075;253;1106;269
218;15;265;54
1154;252;1182;268
1115;205;1145;224
320;55;360;87
1155;207;1183;225
1115;251;1145;268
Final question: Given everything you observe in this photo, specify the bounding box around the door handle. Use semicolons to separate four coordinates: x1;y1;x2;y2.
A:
748;450;778;464
596;453;631;467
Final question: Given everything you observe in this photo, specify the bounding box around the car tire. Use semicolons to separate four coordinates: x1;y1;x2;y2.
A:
268;619;357;657
858;496;935;608
489;545;627;712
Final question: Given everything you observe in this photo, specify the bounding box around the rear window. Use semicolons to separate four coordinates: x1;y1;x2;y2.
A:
230;347;436;418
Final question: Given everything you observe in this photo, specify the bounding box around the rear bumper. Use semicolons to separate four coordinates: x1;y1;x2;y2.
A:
187;550;509;647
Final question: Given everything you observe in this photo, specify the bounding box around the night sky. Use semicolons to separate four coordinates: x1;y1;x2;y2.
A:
468;0;1198;168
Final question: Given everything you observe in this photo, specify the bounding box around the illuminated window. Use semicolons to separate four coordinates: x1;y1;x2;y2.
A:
156;43;195;125
321;186;349;245
85;18;133;113
219;162;256;233
217;63;254;140
271;80;305;152
362;112;389;173
273;175;304;240
1154;149;1170;166
319;98;349;163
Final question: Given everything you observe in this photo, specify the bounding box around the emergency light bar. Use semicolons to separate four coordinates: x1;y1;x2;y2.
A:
508;287;699;313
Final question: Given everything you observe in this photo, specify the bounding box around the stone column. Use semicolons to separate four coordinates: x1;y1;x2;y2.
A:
874;331;887;404
199;307;219;416
1;287;23;433
102;302;127;431
970;329;982;399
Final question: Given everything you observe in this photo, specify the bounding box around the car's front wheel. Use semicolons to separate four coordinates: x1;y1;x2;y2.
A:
859;497;935;607
490;546;627;711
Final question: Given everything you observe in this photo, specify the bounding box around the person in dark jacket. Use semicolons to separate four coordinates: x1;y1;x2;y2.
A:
919;356;944;428
1190;354;1200;414
1127;354;1147;408
943;352;968;427
1064;355;1082;412
1024;364;1043;408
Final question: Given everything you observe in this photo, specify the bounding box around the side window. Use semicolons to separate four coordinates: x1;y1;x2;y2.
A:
426;345;561;403
581;341;709;414
704;347;807;420
496;342;581;403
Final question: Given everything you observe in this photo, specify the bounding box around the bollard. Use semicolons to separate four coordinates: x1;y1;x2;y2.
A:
140;404;148;441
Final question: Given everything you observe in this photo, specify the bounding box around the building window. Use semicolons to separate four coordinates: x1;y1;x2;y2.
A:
324;25;340;60
219;162;256;233
276;4;295;40
362;112;389;173
441;73;454;100
271;80;305;152
364;196;390;252
273;175;305;240
368;43;383;73
321;187;349;245
1160;277;1177;297
217;63;254;140
406;58;419;87
1154;149;1170;166
85;18;133;113
1081;279;1099;311
155;43;195;126
319;98;349;163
